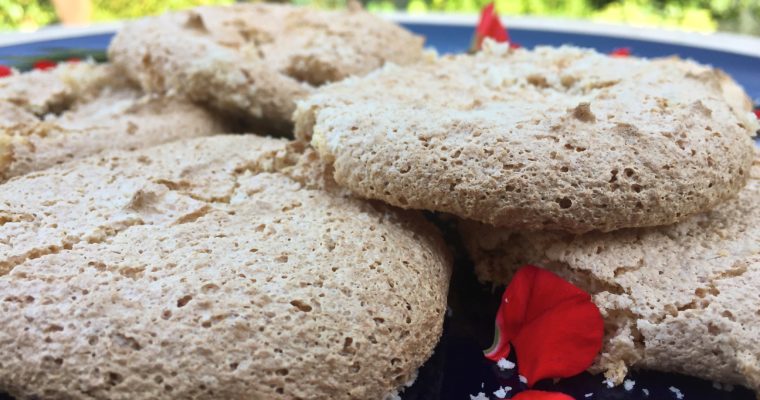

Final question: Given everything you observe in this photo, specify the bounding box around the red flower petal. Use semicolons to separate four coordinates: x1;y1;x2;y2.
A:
754;108;759;119
610;47;631;57
511;390;575;400
33;59;57;70
0;65;11;78
476;3;508;41
484;265;603;387
473;2;511;50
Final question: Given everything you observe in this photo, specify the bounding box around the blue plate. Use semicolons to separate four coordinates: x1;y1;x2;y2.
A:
0;20;757;400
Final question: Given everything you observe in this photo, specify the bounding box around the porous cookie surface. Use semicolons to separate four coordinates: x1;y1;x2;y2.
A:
295;43;758;233
0;62;228;182
461;152;760;391
0;136;451;400
108;3;424;133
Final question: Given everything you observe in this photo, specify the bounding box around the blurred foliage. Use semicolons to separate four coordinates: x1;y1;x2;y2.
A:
0;0;55;31
0;0;758;35
348;0;760;34
90;0;233;21
0;0;233;31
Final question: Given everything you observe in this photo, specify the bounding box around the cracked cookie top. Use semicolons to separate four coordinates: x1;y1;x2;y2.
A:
460;150;760;391
108;3;424;134
0;62;229;182
295;42;758;233
0;135;451;400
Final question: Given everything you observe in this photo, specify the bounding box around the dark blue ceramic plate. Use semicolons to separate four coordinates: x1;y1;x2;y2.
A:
0;19;757;400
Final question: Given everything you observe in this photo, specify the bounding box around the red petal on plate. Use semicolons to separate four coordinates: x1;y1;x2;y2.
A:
474;2;510;50
753;108;759;119
33;59;57;70
610;47;631;57
511;390;575;400
486;265;604;386
0;65;11;78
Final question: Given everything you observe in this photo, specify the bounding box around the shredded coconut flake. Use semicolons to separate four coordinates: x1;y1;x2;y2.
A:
497;358;516;370
470;392;490;400
669;386;684;399
519;375;528;384
642;388;650;397
493;386;511;399
602;378;615;388
624;379;636;391
584;393;593;398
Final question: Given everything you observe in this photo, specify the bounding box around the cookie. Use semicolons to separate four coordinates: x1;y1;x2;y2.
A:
108;3;424;134
460;150;760;391
295;42;758;234
0;135;451;399
0;62;229;182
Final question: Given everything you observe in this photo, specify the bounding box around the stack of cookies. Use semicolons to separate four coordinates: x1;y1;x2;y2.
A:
295;39;760;393
0;3;758;399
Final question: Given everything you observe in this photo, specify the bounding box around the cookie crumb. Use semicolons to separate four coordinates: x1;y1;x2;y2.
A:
572;102;596;123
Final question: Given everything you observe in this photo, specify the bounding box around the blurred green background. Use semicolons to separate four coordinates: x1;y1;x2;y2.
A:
1;0;759;35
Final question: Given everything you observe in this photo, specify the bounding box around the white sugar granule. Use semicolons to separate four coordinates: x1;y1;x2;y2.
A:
497;358;515;370
669;386;684;399
493;386;512;399
470;392;489;400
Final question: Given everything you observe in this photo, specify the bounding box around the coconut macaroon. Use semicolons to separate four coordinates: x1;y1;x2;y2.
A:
0;62;228;182
460;152;760;392
295;42;758;234
0;135;451;399
108;3;424;133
